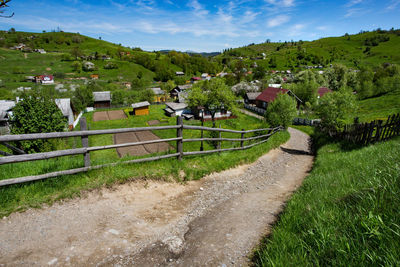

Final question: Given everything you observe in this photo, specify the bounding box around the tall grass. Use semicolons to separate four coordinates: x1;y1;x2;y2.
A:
253;136;400;266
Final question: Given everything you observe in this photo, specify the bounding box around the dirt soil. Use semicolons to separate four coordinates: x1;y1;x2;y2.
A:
93;110;126;122
114;131;172;157
0;128;313;266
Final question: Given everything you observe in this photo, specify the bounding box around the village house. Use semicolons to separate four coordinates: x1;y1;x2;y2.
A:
55;98;74;130
256;87;302;109
175;71;185;76
90;74;99;80
35;75;54;84
164;102;191;117
150;87;166;103
34;49;46;54
83;62;95;71
191;77;202;83
201;73;211;80
93;91;111;108
132;101;150;116
244;92;261;105
193;106;233;121
170;84;192;100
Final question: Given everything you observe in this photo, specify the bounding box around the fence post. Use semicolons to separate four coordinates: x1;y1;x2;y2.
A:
240;129;245;148
80;117;90;167
176;116;183;161
218;123;222;150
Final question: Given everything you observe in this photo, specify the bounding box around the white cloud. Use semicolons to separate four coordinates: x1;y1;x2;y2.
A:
188;0;209;16
316;26;328;31
287;24;306;37
386;0;400;10
346;0;363;7
267;15;290;27
265;0;295;7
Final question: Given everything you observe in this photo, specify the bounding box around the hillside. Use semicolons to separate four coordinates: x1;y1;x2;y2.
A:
218;29;400;70
0;31;222;102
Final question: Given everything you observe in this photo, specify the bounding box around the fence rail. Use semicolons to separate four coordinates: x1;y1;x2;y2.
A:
339;113;400;145
0;117;282;187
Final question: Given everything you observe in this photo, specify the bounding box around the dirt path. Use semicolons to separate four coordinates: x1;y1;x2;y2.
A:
0;128;313;266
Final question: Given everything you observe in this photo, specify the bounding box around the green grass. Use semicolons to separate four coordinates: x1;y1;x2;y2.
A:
253;136;400;266
356;90;400;122
0;106;289;217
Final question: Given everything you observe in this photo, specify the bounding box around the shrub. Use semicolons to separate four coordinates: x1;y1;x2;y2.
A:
103;62;118;69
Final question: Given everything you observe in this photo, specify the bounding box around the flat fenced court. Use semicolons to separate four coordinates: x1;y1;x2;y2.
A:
93;110;127;121
114;130;172;157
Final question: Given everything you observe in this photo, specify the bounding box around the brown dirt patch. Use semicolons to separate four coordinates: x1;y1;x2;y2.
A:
93;111;109;122
114;131;172;158
93;110;127;122
108;110;127;120
147;120;160;126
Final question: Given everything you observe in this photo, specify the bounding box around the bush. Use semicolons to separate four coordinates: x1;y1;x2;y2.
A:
10;92;66;153
53;72;65;79
103;62;118;69
265;93;297;129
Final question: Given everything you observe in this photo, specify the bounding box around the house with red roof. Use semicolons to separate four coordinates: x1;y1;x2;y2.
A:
317;87;332;98
35;75;54;84
256;87;302;109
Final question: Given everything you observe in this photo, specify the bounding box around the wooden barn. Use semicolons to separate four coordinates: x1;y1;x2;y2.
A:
132;101;150;116
93;91;111;109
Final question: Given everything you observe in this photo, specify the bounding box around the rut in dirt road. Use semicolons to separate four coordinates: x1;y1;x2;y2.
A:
0;128;313;267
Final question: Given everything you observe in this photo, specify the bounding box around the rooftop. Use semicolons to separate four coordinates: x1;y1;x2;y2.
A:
166;102;188;111
93;91;111;102
132;101;150;109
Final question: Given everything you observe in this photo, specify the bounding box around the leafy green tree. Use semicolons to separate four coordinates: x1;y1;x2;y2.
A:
70;46;83;60
314;89;357;133
265;93;297;129
72;85;94;112
187;78;237;127
325;64;348;90
71;61;82;73
11;92;66;153
290;80;318;105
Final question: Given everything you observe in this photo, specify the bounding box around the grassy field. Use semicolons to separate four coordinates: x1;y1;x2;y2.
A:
356;90;400;122
252;136;400;266
0;106;289;217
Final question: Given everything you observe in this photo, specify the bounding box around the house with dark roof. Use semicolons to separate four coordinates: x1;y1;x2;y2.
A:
256;87;302;109
170;84;192;99
317;87;332;98
93;91;111;108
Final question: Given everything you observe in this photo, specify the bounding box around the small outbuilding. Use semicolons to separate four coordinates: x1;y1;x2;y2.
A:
93;91;111;108
150;87;166;103
244;92;261;105
55;98;74;130
164;102;189;117
132;101;150;116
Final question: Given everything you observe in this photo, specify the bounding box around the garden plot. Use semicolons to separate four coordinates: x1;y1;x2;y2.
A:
93;110;126;121
114;130;172;158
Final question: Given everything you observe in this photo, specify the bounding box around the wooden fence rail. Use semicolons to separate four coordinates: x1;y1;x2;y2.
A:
340;113;400;145
0;117;283;187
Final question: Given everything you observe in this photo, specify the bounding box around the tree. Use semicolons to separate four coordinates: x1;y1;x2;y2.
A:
314;89;357;133
186;78;237;127
0;0;14;17
72;85;94;112
265;93;297;129
11;91;66;153
325;64;348;90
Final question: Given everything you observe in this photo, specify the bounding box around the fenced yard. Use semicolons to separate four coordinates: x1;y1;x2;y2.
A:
0;106;282;187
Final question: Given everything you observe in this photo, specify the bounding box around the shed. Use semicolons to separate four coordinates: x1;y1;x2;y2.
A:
132;101;150;116
93;91;111;108
164;102;189;117
55;98;74;130
150;87;166;103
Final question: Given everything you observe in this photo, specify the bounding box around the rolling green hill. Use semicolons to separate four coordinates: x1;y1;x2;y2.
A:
218;29;400;70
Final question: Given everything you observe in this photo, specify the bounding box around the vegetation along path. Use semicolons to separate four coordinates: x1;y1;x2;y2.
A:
0;128;313;266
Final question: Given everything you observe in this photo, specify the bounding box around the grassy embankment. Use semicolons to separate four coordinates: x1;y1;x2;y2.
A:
253;135;400;266
0;105;289;217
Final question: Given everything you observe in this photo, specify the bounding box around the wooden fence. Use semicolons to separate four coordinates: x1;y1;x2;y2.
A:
0;117;283;187
340;113;400;145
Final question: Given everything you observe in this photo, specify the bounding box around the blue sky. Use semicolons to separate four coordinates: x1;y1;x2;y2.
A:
0;0;399;52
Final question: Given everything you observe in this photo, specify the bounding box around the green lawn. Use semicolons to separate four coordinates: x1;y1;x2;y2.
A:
356;90;400;122
253;136;400;266
0;106;289;217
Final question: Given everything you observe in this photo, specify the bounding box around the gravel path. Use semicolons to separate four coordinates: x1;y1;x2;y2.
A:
0;128;313;266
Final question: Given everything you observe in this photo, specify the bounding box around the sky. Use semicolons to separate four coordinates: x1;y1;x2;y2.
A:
0;0;399;52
